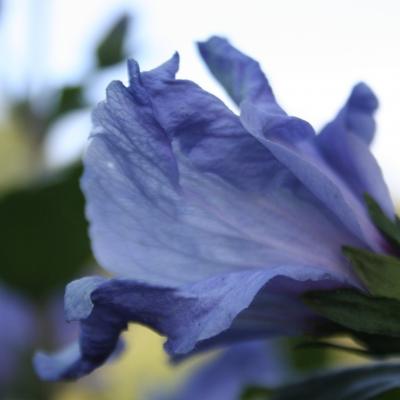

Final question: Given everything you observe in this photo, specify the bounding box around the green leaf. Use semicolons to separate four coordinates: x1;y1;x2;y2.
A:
365;194;400;249
254;362;400;400
54;86;84;116
288;337;332;372
0;163;92;299
242;386;272;400
343;246;400;300
354;332;400;356
375;389;400;400
96;15;130;68
295;340;372;358
46;85;85;127
304;289;400;337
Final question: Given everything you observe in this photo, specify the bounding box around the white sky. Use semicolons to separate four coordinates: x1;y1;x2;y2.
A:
1;0;399;200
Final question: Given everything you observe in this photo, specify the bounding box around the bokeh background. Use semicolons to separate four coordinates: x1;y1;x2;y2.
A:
0;0;399;399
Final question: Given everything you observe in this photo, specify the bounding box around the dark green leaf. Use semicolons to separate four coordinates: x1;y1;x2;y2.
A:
343;246;400;300
96;15;130;68
295;340;372;358
265;362;400;400
375;388;400;399
0;163;92;299
365;194;400;249
53;85;84;118
12;100;47;141
288;337;332;372
242;386;272;400
354;332;400;356
304;289;400;337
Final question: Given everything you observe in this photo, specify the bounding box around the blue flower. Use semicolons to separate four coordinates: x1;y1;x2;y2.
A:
157;340;287;400
35;36;394;381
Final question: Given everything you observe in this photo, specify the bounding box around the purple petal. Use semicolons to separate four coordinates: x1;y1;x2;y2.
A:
82;58;363;289
198;37;392;250
197;36;284;115
58;41;396;383
172;274;345;359
241;107;393;251
317;83;394;218
141;55;299;192
336;82;378;145
35;266;348;381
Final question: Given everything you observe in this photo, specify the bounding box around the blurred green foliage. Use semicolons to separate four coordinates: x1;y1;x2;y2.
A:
304;289;400;345
242;362;400;400
344;246;400;300
0;14;132;301
0;11;132;399
290;342;331;372
365;194;400;250
49;85;85;123
242;386;272;400
96;15;130;68
0;163;91;299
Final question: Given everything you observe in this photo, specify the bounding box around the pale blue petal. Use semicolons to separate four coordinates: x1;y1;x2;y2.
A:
82;60;363;288
317;83;394;218
34;266;349;381
197;36;284;115
198;37;393;250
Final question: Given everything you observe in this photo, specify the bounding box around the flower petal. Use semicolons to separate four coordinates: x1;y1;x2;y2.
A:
198;36;391;250
332;82;378;146
83;57;365;289
34;266;347;381
172;273;344;359
316;83;394;218
140;56;273;192
197;36;284;116
246;133;385;250
247;98;394;249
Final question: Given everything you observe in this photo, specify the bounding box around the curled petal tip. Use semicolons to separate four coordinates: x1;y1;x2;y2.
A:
157;51;180;79
349;82;379;112
198;35;228;45
197;36;229;56
33;342;81;381
64;276;106;321
127;59;141;81
141;52;180;84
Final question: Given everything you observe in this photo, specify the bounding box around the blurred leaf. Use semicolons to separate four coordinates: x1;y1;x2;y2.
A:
242;386;272;399
295;340;371;358
375;389;400;399
343;247;400;300
0;163;92;299
354;332;400;356
242;362;400;400
49;85;85;123
288;337;331;372
96;14;130;68
12;99;32;120
304;289;400;338
365;194;400;249
0;120;40;190
297;334;400;363
12;99;47;141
